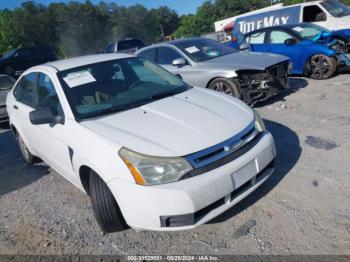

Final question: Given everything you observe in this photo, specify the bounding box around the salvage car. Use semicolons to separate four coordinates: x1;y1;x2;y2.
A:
0;74;16;123
0;46;58;77
231;25;350;80
7;54;276;232
282;23;350;54
136;37;290;104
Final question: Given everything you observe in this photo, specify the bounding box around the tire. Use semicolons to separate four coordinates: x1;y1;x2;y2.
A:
89;170;127;233
208;78;241;99
17;134;35;164
4;65;14;76
308;54;337;80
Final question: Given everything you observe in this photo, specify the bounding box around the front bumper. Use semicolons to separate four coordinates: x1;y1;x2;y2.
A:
237;61;289;104
108;131;276;231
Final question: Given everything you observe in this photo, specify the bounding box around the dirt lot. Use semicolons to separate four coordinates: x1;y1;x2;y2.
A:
0;74;349;256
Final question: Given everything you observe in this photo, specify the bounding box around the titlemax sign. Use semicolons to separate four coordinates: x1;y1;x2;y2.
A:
234;6;301;34
239;16;290;34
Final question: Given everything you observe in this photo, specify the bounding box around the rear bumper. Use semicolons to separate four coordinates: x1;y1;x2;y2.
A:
108;131;276;231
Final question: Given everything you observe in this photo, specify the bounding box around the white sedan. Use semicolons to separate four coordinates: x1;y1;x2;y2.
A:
6;54;276;232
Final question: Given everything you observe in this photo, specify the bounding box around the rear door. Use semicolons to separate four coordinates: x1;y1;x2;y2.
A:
9;72;37;150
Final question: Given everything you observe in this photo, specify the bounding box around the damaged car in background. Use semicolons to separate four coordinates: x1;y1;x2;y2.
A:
231;24;350;80
136;38;290;105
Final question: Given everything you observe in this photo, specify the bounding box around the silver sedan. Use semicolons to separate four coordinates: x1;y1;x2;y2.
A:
136;38;290;104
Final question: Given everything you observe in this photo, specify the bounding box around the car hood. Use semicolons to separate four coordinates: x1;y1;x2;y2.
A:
81;88;254;157
201;51;289;70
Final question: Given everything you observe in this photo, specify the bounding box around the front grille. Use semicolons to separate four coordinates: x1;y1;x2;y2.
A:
182;125;263;180
267;61;289;79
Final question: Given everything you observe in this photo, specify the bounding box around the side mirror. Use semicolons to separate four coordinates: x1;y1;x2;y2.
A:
239;42;251;50
29;107;64;125
172;58;186;67
284;38;297;46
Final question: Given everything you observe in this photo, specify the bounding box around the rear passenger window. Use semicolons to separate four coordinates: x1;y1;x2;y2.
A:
246;32;266;44
138;48;157;63
17;73;36;106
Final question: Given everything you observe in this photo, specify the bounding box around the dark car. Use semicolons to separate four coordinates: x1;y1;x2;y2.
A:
0;74;16;123
105;38;145;54
0;47;58;77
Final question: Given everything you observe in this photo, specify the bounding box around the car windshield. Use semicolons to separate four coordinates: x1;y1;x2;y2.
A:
58;57;190;120
321;0;350;17
173;38;237;62
291;24;330;40
0;75;16;90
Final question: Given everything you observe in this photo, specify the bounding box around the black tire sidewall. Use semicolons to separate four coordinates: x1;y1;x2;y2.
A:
17;134;34;164
309;55;337;80
89;170;127;233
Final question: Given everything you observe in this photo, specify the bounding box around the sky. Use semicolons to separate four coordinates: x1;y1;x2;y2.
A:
0;0;207;15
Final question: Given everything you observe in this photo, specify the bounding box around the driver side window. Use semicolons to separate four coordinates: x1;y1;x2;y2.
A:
268;30;294;44
36;73;61;116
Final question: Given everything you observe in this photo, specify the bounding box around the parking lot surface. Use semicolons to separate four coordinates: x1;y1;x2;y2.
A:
0;74;349;255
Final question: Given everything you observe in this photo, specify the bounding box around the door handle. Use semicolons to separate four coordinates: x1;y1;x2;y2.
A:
13;105;18;110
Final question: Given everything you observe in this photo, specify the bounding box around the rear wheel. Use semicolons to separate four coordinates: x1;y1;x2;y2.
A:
89;170;127;233
208;78;241;99
308;54;337;80
17;134;34;164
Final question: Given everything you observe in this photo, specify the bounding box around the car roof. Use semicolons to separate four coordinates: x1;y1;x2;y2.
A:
45;53;134;71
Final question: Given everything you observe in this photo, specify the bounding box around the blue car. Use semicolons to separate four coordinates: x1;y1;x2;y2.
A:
228;23;350;80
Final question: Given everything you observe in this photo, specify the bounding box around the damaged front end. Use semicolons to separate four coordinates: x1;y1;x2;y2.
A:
237;61;290;105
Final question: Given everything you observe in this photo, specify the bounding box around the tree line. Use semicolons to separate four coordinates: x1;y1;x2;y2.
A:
0;0;349;57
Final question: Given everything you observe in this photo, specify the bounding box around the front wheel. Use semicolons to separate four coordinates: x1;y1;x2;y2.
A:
89;170;128;233
208;78;241;99
308;54;337;80
17;134;35;164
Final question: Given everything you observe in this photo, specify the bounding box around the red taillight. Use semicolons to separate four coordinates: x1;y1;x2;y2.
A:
231;35;237;43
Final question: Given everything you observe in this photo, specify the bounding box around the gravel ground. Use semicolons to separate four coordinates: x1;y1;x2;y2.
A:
0;74;349;256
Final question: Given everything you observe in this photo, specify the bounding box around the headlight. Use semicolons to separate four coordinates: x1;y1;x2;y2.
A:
119;148;193;186
254;110;265;132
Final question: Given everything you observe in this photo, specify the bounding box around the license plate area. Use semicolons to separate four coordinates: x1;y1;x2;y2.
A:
231;160;257;189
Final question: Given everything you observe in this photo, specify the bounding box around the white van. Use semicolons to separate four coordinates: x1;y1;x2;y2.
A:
215;0;350;35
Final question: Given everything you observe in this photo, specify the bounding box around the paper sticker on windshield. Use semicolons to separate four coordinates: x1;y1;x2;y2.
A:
293;26;304;32
185;46;200;53
63;71;96;88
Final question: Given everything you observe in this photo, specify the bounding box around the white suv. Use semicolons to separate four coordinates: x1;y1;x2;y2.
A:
6;54;276;232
